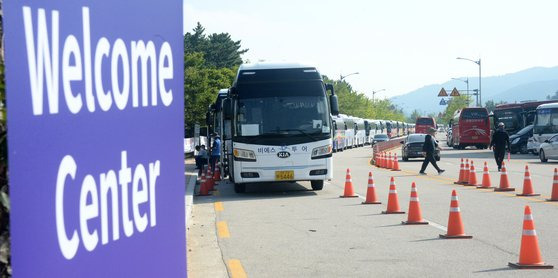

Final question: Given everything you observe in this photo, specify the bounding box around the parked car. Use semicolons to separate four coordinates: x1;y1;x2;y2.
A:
527;137;539;155
538;134;558;162
401;134;440;161
372;134;389;145
509;125;533;154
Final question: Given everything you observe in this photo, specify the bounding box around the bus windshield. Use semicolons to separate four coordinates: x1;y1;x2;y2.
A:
235;82;330;140
461;109;488;119
494;108;521;131
416;118;434;125
534;108;558;134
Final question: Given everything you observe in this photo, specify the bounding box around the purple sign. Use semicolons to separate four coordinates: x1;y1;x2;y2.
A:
4;1;185;276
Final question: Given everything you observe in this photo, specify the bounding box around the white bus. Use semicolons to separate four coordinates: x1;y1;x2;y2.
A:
340;115;355;148
222;63;338;193
208;89;231;177
332;116;346;152
354;117;366;147
533;102;558;151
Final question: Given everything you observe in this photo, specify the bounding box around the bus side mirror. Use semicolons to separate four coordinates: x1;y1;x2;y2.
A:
329;94;339;116
223;98;233;119
326;84;339;116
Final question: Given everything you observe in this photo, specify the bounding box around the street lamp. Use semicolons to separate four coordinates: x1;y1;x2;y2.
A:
339;72;359;81
371;89;385;102
456;57;481;107
451;77;470;106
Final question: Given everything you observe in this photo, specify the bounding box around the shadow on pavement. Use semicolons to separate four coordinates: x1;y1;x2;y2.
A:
194;181;318;204
472;267;515;273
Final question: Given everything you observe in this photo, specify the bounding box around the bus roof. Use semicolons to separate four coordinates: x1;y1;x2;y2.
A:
238;62;316;71
536;102;558;110
495;100;557;110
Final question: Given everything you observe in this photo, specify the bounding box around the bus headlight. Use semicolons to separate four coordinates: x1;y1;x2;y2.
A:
312;144;332;159
233;148;256;161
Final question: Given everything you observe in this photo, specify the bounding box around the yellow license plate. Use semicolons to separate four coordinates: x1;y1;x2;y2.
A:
275;170;294;181
472;136;478;139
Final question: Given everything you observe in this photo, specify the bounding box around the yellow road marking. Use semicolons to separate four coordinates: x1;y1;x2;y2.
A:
228;259;247;278
215;201;224;212
217;221;230;238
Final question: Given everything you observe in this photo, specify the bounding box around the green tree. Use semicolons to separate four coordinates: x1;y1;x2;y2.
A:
442;96;469;124
406;109;421;123
184;22;248;68
184;23;247;131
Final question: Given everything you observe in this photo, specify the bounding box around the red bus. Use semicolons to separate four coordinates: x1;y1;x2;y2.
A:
415;117;436;134
493;100;557;134
450;107;490;149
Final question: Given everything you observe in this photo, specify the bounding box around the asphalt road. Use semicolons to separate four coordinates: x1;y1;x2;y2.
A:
189;134;558;277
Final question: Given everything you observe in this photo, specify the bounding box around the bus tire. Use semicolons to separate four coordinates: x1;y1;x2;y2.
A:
540;150;548;163
311;180;324;191
234;183;246;193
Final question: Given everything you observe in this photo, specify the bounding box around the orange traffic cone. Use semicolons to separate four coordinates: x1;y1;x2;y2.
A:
198;168;210;196
362;172;381;204
495;162;515;192
463;159;470;185
454;158;465;184
477;162;493;189
547;168;558;201
392;154;401;171
382;177;405;214
340;168;358;198
466;161;479;186
439;190;473;239
380;153;385;168
402;182;428;225
517;165;540;197
387;153;393;169
213;165;221;181
206;168;215;191
508;206;554;269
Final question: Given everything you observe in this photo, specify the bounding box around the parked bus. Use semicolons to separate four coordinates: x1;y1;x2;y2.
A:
208;89;230;176
385;121;394;138
493;100;556;134
532;102;558;151
341;115;355;148
354;117;366;147
332;116;346;152
222;63;338;193
415;117;436;134
449;107;490;149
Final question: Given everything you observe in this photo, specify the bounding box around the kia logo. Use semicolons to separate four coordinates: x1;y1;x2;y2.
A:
277;151;291;158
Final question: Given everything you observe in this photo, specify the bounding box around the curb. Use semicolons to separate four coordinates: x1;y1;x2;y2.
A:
185;171;197;230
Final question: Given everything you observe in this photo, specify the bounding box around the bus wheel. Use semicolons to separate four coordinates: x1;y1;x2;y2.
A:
234;183;246;193
311;180;324;191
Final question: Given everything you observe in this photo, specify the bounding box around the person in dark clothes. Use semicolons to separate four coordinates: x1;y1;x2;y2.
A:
490;122;510;171
419;127;445;175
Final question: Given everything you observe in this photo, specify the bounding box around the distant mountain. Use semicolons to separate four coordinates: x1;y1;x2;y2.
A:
391;66;558;115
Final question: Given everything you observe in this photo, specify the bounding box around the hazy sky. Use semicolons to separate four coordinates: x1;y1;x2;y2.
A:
184;0;558;99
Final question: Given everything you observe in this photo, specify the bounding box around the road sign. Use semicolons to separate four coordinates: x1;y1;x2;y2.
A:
5;1;186;277
450;87;461;96
438;88;448;97
439;98;447;105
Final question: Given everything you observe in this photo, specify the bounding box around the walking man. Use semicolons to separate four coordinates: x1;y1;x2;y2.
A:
210;133;222;172
490;122;510;171
419;127;445;175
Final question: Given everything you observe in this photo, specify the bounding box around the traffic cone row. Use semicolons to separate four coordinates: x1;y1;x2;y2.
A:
198;167;211;196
